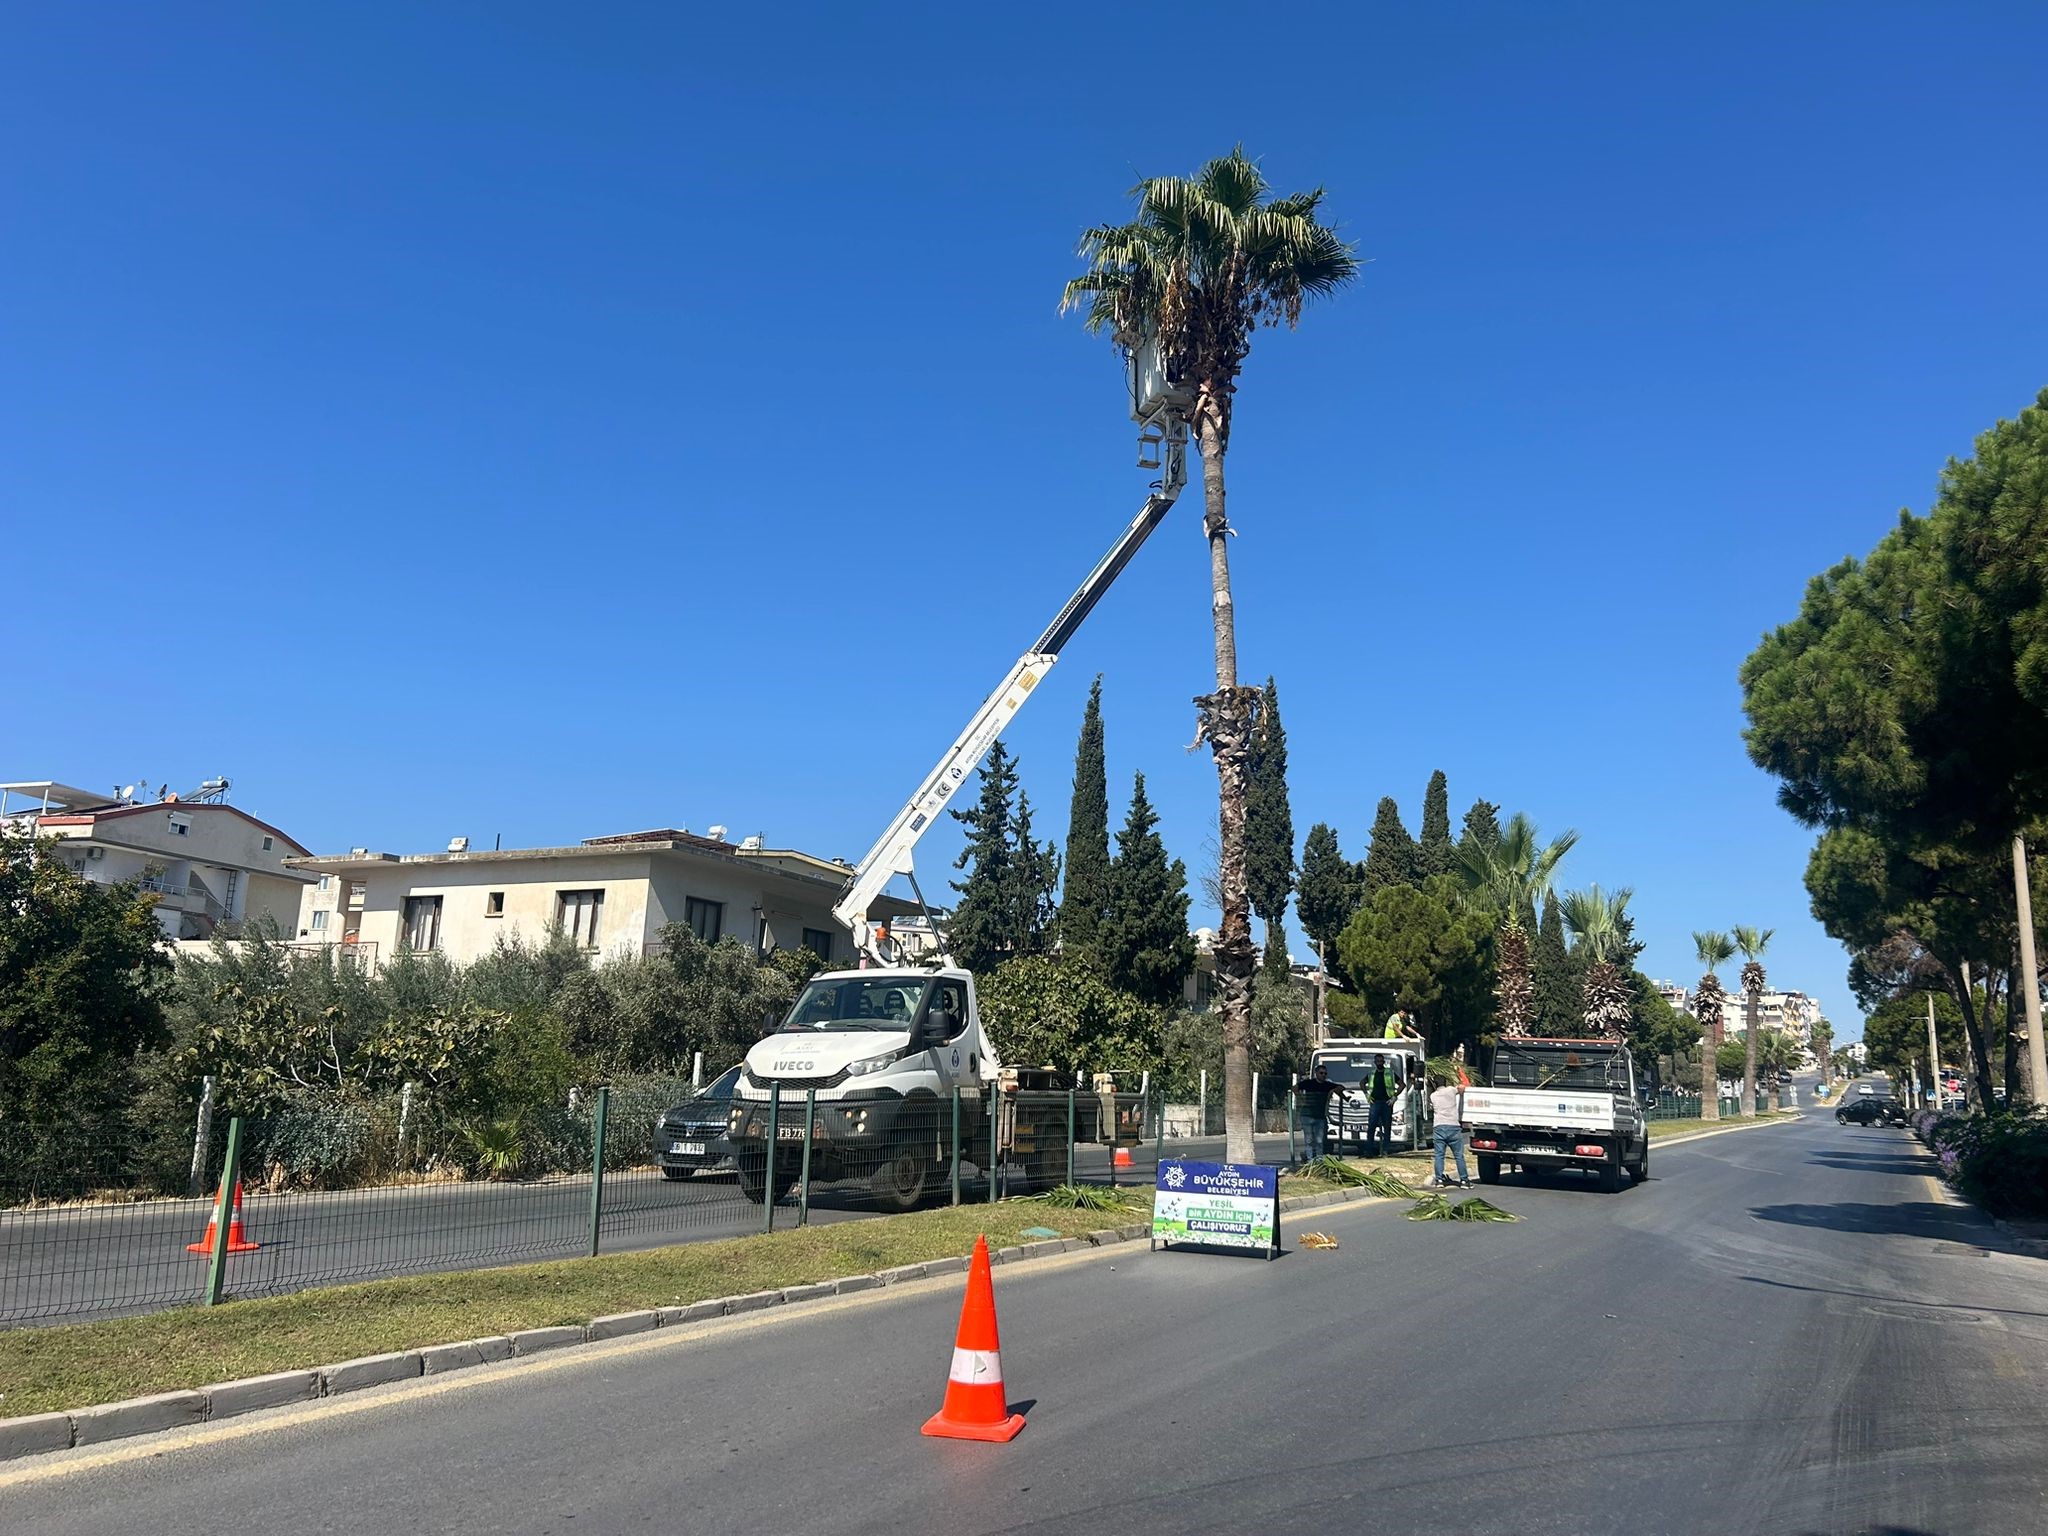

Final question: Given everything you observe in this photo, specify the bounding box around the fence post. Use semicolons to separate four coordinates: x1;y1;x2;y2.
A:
397;1080;416;1170
188;1075;216;1198
1288;1090;1298;1166
764;1085;781;1234
692;1051;704;1089
1153;1086;1165;1167
1251;1072;1260;1139
797;1088;816;1226
951;1086;962;1207
1199;1070;1207;1135
988;1086;999;1204
203;1116;244;1306
1067;1089;1077;1187
587;1085;610;1259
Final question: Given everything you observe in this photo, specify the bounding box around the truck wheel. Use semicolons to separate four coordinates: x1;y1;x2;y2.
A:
1598;1156;1625;1193
870;1139;933;1212
1476;1156;1501;1185
1629;1143;1649;1184
737;1157;796;1205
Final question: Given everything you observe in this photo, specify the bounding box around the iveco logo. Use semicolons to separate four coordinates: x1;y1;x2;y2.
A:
774;1061;815;1073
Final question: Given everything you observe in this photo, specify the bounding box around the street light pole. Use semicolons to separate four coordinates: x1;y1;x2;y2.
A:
2015;835;2046;1109
1926;994;1943;1112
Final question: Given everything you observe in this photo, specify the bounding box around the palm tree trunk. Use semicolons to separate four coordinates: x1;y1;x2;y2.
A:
1743;988;1759;1114
1195;404;1257;1166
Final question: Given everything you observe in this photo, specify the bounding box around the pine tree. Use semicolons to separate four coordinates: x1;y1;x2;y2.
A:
1418;770;1454;879
1532;890;1576;1035
1456;799;1502;863
1102;773;1195;1006
1244;677;1296;967
1011;790;1060;959
1360;797;1418;898
1296;823;1358;968
1057;676;1111;958
948;743;1020;973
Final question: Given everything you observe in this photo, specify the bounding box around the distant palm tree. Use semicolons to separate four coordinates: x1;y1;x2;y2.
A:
1458;814;1578;1037
1692;931;1736;1121
1560;886;1635;1040
1065;148;1358;1164
1733;925;1775;1114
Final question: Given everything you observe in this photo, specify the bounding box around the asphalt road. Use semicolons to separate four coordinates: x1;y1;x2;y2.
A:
11;1083;2045;1535
0;1130;1304;1326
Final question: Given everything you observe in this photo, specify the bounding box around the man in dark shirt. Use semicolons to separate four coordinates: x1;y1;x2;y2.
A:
1291;1065;1354;1164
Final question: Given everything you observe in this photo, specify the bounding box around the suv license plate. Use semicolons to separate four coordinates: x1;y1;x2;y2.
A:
670;1140;705;1156
777;1124;808;1141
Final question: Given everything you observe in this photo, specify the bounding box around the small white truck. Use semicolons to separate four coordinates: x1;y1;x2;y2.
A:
1461;1038;1648;1193
1309;1039;1427;1152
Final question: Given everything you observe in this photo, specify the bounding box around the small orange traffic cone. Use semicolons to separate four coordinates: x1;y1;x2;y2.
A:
1113;1146;1134;1169
187;1181;261;1255
921;1235;1025;1443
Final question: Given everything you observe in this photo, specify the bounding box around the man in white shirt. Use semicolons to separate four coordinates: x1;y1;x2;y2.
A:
1428;1075;1471;1188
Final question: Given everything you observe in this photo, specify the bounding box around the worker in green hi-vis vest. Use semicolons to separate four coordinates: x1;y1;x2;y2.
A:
1383;1007;1422;1042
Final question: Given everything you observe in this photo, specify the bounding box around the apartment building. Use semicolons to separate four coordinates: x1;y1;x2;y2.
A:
286;826;914;969
1;778;312;940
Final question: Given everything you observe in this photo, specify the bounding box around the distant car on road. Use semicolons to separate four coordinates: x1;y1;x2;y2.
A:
653;1065;742;1179
1837;1096;1906;1126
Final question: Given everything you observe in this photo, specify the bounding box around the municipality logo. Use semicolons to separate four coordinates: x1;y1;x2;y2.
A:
1163;1165;1187;1189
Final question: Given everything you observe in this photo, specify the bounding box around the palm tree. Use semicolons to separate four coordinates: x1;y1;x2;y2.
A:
1560;885;1635;1040
1065;149;1358;1163
1732;925;1775;1114
1458;814;1579;1038
1692;931;1735;1121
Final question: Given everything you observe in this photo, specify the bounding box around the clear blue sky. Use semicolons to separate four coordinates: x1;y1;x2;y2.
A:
8;4;2047;1039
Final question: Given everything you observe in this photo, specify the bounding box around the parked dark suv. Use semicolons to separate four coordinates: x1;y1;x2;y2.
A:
652;1065;741;1179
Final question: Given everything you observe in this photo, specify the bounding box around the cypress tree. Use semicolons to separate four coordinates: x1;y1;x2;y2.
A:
1057;677;1111;957
948;742;1019;973
1418;770;1454;879
1360;796;1419;898
1011;790;1060;959
1244;677;1296;969
1456;799;1502;864
1296;822;1358;966
1532;889;1575;1035
1102;773;1195;1006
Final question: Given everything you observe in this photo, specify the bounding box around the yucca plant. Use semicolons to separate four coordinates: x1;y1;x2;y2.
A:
1065;149;1358;1167
1033;1183;1127;1211
1560;885;1636;1041
1733;925;1775;1113
458;1115;526;1181
1692;930;1735;1121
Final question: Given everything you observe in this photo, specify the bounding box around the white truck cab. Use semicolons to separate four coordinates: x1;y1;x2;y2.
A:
1309;1038;1428;1151
729;967;997;1210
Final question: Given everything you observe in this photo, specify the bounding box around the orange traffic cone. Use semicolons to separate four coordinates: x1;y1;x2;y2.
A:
187;1181;261;1255
1113;1146;1134;1168
921;1235;1025;1443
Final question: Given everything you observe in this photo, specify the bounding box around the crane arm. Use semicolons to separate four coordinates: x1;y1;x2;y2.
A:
834;476;1185;957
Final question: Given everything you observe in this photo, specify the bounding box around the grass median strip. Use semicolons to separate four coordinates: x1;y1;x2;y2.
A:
1646;1112;1794;1140
0;1195;1155;1420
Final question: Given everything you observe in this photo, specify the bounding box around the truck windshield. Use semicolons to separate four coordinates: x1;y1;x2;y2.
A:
1493;1044;1627;1091
781;977;931;1032
1313;1052;1409;1089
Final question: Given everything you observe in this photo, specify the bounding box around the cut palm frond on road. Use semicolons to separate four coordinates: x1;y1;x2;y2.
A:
1032;1184;1127;1211
1296;1231;1340;1249
1289;1158;1413;1199
1407;1194;1521;1222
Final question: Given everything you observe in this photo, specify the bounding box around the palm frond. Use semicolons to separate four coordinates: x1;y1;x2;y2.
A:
1692;929;1735;971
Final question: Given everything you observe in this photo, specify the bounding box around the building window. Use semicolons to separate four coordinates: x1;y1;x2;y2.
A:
684;896;723;943
169;818;189;837
558;889;605;948
403;895;443;951
486;891;505;918
801;927;835;962
262;836;274;851
311;910;329;932
319;874;332;893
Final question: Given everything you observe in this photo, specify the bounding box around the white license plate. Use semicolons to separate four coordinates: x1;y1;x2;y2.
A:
669;1140;705;1156
1514;1145;1558;1156
776;1125;808;1141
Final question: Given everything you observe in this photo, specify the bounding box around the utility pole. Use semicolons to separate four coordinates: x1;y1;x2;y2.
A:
1926;995;1943;1112
2016;835;2046;1109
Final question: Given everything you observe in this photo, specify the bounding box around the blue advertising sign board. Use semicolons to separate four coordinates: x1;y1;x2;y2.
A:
1151;1159;1280;1258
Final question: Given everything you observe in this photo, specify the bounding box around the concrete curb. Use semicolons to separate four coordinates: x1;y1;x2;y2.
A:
0;1183;1394;1464
1650;1116;1802;1150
